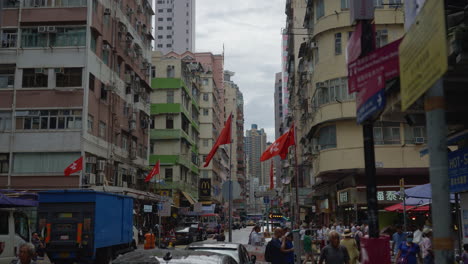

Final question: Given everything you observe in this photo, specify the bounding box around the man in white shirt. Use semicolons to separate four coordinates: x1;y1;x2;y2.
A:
11;243;36;264
249;225;262;246
413;225;423;244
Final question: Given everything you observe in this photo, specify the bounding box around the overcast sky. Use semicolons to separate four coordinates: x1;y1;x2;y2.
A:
196;0;286;142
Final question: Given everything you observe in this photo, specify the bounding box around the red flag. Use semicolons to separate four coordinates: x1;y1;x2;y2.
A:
145;160;160;182
269;161;274;190
260;124;295;162
203;114;232;167
64;157;83;176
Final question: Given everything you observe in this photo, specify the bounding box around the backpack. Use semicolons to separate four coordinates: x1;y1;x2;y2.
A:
264;240;274;262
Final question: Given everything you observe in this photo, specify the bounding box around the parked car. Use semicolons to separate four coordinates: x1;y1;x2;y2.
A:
174;221;207;245
112;249;238;264
186;241;257;264
246;220;255;226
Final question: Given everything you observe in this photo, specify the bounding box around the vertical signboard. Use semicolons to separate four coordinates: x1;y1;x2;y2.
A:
199;179;211;200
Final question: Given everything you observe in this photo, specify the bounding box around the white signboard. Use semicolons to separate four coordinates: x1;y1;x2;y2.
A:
143;204;152;213
159;201;171;217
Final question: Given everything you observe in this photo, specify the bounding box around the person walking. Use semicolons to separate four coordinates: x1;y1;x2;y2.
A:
317;225;329;250
392;225;407;256
282;232;295;264
319;231;350;264
11;243;37;264
249;225;262;246
419;229;434;264
303;229;315;264
30;232;45;260
340;229;359;264
267;228;286;264
354;226;363;251
394;233;422;264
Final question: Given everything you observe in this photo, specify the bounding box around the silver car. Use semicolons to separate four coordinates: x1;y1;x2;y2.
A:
186;242;256;264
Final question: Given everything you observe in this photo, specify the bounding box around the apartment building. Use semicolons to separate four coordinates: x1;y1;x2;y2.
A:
285;0;429;225
224;70;246;213
0;0;154;196
273;72;284;188
245;124;267;186
153;0;195;54
149;51;202;207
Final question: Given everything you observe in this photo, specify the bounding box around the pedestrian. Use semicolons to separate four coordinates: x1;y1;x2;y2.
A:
412;225;423;244
11;243;37;264
303;229;315;264
267;228;286;264
215;229;226;241
319;231;350;264
394;233;422;264
340;229;359;264
317;225;329;249
282;232;295;264
354;226;363;251
419;229;434;264
461;244;468;264
336;223;343;235
392;225;407;256
30;232;45;260
249;225;262;246
350;223;356;234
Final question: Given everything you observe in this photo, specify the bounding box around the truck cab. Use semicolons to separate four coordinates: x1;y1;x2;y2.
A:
0;209;30;264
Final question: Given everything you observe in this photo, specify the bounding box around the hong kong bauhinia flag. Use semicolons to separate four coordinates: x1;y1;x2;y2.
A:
203;114;232;167
144;160;160;182
260;124;295;162
64;157;83;176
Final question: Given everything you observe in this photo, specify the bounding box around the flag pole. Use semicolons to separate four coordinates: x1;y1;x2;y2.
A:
293;123;300;227
228;114;233;242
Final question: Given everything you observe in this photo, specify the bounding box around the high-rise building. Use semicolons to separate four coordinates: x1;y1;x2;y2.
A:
273;72;284;188
149;51;202;207
0;0;154;199
224;70;246;213
245;124;267;186
154;0;196;54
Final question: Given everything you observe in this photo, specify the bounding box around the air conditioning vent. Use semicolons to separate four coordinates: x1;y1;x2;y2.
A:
414;137;425;144
97;160;106;171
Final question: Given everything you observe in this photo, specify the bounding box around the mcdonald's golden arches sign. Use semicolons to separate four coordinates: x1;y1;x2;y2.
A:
199;179;211;198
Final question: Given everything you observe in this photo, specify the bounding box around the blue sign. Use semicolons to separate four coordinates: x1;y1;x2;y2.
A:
263;196;270;204
449;148;468;193
157;203;163;211
356;89;386;124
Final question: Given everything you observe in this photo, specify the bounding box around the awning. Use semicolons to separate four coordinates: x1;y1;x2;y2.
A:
181;191;197;205
384;203;430;212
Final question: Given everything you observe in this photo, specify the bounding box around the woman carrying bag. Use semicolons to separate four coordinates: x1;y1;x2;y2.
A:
394;233;422;264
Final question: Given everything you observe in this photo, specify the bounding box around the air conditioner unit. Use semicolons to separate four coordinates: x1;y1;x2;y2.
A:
47;26;56;33
97;172;105;184
122;181;128;188
86;156;97;164
310;42;318;49
38;26;47;33
97;160;106;171
414;137;425;144
88;173;96;185
104;8;111;15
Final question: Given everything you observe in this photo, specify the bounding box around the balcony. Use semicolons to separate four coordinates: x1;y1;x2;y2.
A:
150;129;194;145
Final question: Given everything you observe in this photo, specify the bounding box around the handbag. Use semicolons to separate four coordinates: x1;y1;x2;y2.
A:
397;257;408;264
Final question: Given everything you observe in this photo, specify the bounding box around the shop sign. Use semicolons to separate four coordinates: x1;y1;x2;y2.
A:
376;191;399;202
199;179;211;199
339;191;349;204
143;204;152;213
159;201;171;217
449;148;468;193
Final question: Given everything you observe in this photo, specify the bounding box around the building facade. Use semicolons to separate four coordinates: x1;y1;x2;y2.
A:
153;0;195;54
245;124;267;186
273;72;284;188
149;51;201;207
0;0;154;195
285;0;429;225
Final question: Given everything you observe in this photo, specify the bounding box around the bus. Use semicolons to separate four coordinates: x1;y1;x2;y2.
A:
200;213;221;234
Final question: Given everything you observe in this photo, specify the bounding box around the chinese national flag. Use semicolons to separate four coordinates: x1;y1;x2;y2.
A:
64;157;83;176
203;114;232;167
144;160;160;182
260;124;295;162
269;161;274;190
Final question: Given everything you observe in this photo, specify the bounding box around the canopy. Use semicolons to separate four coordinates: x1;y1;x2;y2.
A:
0;190;39;208
384;203;430;212
400;183;455;200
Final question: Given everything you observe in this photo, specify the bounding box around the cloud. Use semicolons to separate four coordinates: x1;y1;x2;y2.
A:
196;0;286;142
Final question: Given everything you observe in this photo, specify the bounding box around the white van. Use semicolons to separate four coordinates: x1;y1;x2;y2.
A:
0;209;30;264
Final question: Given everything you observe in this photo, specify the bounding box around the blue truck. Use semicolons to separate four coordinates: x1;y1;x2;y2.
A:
38;190;137;264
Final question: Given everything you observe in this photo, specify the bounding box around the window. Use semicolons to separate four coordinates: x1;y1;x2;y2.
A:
203;109;209;116
90;31;97;53
0;112;12;131
167;8;172;12
89;73;95;91
389;0;402;7
202;78;209;85
92;0;97;11
348;31;354;39
341;0;349;9
404;126;427;144
122;134;128;150
22;68;48;88
335;33;342;55
203;93;209;101
166;66;175;77
16;109;82;130
374;122;401;145
167;91;174;103
313;78;355;107
0;211;8;234
158;9;163;12
158;17;163;21
0;65;15;88
376;29;388;48
13;152;80;174
102;44;110;65
374;0;383;8
166;115;174;129
203;139;209;147
167;17;172;21
87;114;93;133
157;44;163;48
186;20;188;25
21;27;86;47
166;35;172;39
318;125;336;149
54;0;87;7
165;168;173;180
157;35;163;39
316;0;324;19
56;68;82;87
1;29;17;48
151;66;156;78
166;44;172;48
98;121;106;138
157;26;163;30
167;26;172;30
100;83;107;101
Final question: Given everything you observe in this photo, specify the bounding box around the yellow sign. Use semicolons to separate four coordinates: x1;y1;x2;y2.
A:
399;0;448;111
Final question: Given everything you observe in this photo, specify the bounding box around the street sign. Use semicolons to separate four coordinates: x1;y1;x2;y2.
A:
254;189;278;198
159;201;171;217
348;39;402;124
143;204;152;213
449;148;468;193
263;196;270;204
157;203;163;211
399;0;447;111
